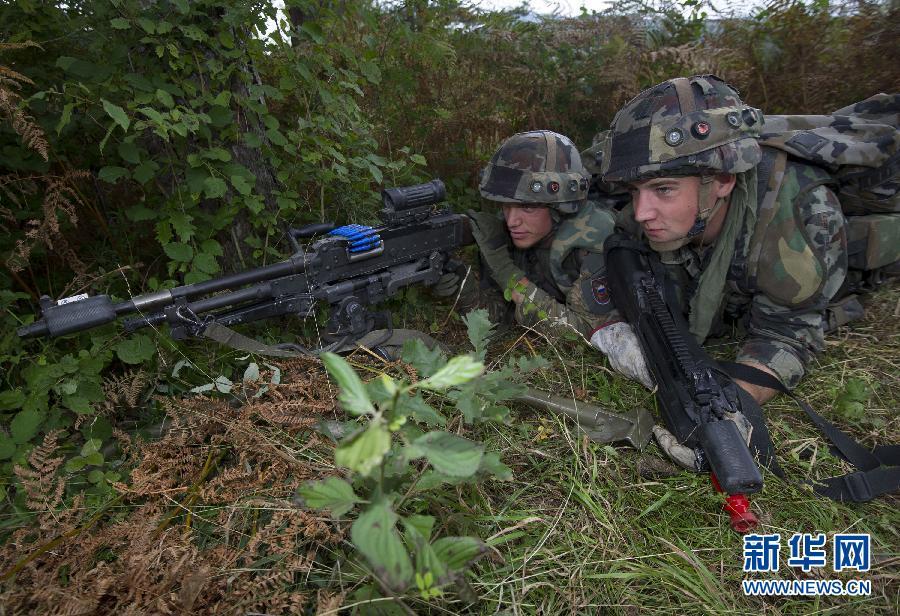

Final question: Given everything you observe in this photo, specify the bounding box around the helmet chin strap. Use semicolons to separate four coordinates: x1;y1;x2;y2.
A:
647;176;725;252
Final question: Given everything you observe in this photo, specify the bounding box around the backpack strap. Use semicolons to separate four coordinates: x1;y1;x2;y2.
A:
721;361;900;503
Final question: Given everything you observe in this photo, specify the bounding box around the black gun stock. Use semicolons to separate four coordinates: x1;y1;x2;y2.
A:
18;179;471;351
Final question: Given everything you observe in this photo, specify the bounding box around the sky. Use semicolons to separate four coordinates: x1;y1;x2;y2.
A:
473;0;614;15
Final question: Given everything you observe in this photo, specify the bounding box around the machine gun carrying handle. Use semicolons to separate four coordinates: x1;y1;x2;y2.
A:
286;222;336;252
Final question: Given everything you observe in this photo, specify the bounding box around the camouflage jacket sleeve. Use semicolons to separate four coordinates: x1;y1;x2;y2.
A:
513;250;620;339
735;185;848;389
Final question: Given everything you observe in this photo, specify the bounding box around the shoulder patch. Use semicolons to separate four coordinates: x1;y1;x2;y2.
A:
580;267;615;315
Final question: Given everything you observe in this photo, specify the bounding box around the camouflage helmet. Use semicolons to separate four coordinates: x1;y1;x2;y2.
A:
479;130;589;214
601;75;764;184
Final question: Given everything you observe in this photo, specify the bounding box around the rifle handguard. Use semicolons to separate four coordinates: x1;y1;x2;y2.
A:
17;295;117;339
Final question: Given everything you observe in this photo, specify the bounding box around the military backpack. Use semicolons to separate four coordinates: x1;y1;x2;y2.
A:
757;93;900;294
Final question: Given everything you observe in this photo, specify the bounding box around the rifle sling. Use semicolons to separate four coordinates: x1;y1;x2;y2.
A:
721;361;900;503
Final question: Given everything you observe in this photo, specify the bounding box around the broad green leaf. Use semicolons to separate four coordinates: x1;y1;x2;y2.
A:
82;451;104;466
101;99;130;132
230;175;252;195
402;514;435;541
0;434;16;460
11;408;44;444
114;334;156;364
213;91;231;106
169;212;195;241
200;239;223;256
163;242;193;262
125;203;156;222
87;469;105;483
110;17;130;30
98;166;129;183
396;393;445;427
82;416;113;442
137;18;156;34
203;177;228;199
243;132;262;148
359;61;381;84
202;147;231;162
410;154;427;166
61;393;93;414
335;421;390;476
132;160;158;184
432;536;487;573
400;338;445;377
155;88;174;108
0;389;25;411
66;457;87;471
297;476;361;518
193;252;220;275
478;451;513;480
214;376;232;393
321;352;374;416
351;501;413;591
56;102;74;135
266;128;287;146
81;439;100;457
418;356;483;391
242;363;260;382
413;431;483;477
138;107;164;123
368;163;383;185
118;141;141;164
463;309;495;358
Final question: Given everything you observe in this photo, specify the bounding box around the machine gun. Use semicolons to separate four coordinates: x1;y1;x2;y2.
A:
605;233;770;532
18;179;471;355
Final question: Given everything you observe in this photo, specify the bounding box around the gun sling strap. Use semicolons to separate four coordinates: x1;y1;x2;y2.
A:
722;361;900;503
200;321;442;360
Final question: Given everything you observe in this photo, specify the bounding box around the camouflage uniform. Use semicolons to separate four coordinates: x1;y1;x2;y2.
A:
462;130;617;338
466;202;617;338
600;75;850;389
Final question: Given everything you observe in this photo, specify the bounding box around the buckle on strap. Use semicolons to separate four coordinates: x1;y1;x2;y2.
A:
841;471;874;502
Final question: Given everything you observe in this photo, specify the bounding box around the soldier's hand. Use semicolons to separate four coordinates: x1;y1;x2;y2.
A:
590;321;655;389
466;209;523;290
466;209;506;247
652;425;700;471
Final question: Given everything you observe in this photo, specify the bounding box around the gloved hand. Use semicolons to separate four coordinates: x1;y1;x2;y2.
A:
467;210;524;289
653;411;753;471
652;425;699;471
589;321;654;389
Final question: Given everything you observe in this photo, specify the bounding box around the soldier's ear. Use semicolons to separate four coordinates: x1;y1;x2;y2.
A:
713;173;737;198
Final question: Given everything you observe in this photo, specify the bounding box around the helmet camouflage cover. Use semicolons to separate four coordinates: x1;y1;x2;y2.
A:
480;130;589;213
602;75;764;184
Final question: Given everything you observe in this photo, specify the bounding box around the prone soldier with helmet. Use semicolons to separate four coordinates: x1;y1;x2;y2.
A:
440;130;619;338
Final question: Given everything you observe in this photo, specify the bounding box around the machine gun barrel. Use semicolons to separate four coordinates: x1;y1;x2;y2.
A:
17;178;470;346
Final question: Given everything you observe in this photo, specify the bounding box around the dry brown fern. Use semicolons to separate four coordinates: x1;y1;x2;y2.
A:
12;430;65;516
6;169;91;278
100;368;153;415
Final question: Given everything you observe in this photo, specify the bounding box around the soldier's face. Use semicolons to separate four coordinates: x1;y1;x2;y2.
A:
502;204;554;249
629;176;732;243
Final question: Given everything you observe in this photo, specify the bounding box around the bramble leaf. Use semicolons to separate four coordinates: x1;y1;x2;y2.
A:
321;352;374;416
335;421;390;476
351;500;413;592
413;431;483;477
297;476;361;518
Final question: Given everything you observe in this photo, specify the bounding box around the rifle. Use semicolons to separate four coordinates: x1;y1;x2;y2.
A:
18;179;472;355
605;233;770;532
